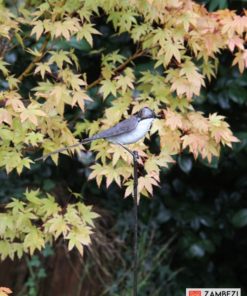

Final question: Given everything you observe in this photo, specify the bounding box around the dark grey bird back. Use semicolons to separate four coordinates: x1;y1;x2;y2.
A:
89;115;139;140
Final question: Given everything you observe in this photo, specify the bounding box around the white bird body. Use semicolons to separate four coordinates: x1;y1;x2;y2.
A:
108;118;154;145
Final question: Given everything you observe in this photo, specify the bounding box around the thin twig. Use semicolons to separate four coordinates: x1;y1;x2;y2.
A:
17;35;50;82
86;48;145;90
35;139;91;161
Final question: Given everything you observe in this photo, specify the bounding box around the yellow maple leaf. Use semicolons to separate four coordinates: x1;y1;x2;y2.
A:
31;20;44;40
20;103;46;125
164;108;183;130
0;108;12;125
72;90;92;111
0;287;12;296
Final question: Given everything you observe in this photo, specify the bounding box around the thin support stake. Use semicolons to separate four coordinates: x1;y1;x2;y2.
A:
117;144;139;296
133;150;139;296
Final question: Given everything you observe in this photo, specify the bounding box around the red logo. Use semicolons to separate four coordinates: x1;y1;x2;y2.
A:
189;290;202;296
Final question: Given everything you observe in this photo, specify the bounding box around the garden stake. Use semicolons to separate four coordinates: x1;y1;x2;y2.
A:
132;150;139;296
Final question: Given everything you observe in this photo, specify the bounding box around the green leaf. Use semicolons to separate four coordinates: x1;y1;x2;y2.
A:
99;79;117;99
25;189;41;205
232;209;247;228
23;228;45;255
189;243;205;258
77;203;99;226
0;58;9;76
15;32;25;49
76;23;101;47
178;155;192;173
54;37;91;51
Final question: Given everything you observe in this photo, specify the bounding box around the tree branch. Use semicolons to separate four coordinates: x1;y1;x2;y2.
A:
17;35;50;82
86;48;145;90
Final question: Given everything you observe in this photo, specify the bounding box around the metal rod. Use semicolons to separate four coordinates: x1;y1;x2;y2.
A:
133;150;139;296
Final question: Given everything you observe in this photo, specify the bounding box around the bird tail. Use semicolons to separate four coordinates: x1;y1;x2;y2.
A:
35;137;93;161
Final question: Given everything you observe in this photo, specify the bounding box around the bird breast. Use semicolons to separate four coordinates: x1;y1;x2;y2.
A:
109;118;154;145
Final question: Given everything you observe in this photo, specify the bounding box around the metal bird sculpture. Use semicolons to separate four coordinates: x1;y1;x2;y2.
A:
36;107;157;160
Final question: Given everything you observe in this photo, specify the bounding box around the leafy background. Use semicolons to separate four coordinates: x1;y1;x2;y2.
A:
0;0;247;295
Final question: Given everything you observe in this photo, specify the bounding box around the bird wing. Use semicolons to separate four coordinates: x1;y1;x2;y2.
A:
89;115;139;140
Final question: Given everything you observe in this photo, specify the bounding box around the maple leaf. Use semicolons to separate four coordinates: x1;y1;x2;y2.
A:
209;114;239;146
20;103;46;125
222;15;247;36
124;180;134;199
34;62;51;79
232;50;247;73
23;228;45;255
24;132;44;146
107;10;137;33
49;83;69;105
76;23;101;46
6;75;20;89
138;175;159;196
67;226;92;255
0;287;12;296
131;23;152;42
144;157;160;175
25;189;42;205
228;36;244;52
19;158;33;174
170;75;201;99
49;50;72;69
88;163;104;186
3;91;25;112
5;96;25;112
0;58;9;76
210;125;239;147
180;60;205;86
101;65;114;80
6;198;25;213
152;119;182;153
157;149;175;166
202;59;217;81
31;20;44;40
26;48;42;58
64;205;82;226
99;79;117;99
58;17;80;39
107;145;132;166
101;164;122;188
72;90;92;111
102;51;125;66
77;204;99;226
115;68;135;93
45;214;69;239
0;108;12;125
187;112;209;133
164;109;183;130
175;10;198;32
39;194;61;219
158;41;184;67
59;69;87;91
208;113;225;126
181;133;209;159
75;119;100;137
0;241;11;261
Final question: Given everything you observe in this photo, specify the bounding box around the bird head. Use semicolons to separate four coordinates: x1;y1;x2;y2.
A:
138;107;161;120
